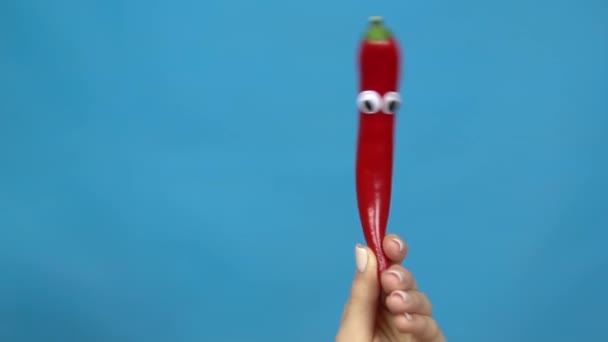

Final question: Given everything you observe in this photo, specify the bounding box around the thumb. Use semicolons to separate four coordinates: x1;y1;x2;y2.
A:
337;245;380;342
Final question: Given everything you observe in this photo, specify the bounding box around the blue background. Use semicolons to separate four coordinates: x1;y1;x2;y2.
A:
1;0;607;341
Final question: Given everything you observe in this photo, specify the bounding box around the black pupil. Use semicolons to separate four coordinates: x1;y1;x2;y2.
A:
364;100;373;112
388;101;399;113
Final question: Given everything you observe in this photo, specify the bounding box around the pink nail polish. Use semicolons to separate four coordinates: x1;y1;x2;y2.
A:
393;291;409;303
392;238;404;251
355;245;368;273
387;270;405;283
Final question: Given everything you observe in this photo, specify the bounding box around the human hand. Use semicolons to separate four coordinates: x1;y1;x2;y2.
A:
335;234;446;342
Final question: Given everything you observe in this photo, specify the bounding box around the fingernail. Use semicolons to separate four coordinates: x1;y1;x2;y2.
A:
387;270;405;283
392;290;409;303
392;238;404;251
404;312;413;321
355;245;368;273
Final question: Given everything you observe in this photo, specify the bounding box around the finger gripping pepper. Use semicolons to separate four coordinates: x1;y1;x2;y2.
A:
355;16;402;276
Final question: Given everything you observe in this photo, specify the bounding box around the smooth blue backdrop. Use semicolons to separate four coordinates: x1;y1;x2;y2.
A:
1;0;607;341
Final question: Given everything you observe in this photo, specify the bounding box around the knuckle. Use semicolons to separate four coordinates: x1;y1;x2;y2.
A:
349;285;366;302
349;280;375;303
420;292;433;314
420;317;441;339
402;268;415;284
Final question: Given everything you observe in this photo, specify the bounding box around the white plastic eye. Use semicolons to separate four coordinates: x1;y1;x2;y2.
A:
382;92;401;114
357;91;382;114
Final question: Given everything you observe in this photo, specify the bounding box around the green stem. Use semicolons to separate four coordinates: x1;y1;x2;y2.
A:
364;16;392;41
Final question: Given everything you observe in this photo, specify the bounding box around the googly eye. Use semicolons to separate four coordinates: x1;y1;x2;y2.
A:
382;92;401;114
357;91;382;114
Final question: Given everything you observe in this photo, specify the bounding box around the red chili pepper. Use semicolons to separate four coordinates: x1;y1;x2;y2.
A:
356;16;402;276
